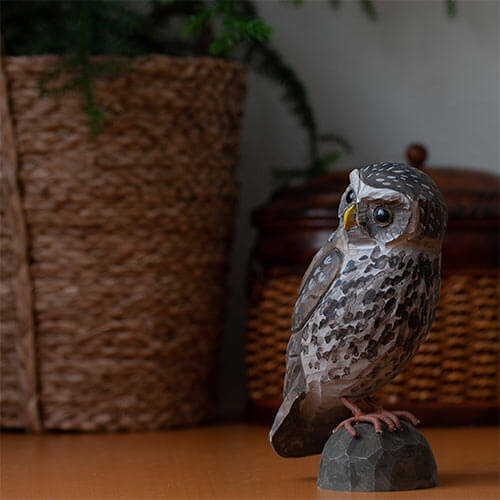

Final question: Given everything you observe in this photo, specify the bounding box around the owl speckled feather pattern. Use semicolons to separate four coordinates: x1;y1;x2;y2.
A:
270;162;447;457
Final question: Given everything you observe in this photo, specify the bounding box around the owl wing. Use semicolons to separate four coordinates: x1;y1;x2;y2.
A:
291;235;343;333
283;233;343;401
269;235;347;457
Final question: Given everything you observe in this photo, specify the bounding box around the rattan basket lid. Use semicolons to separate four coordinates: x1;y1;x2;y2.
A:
254;144;499;229
253;144;499;271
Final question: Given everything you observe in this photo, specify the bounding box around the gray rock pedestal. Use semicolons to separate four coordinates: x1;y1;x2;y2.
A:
317;421;438;492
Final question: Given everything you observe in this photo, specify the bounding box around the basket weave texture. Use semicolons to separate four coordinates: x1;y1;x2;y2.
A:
1;55;246;431
246;269;499;408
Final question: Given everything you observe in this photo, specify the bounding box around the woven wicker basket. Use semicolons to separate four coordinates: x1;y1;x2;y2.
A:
1;55;246;431
246;158;499;425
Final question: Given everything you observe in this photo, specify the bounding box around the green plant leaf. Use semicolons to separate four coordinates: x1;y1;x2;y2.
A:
89;106;106;137
272;166;312;181
447;0;457;17
309;151;343;175
359;0;377;21
273;148;344;182
2;0;458;144
318;133;352;153
245;42;318;160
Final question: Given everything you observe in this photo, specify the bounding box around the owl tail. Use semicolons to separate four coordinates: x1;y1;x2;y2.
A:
269;391;351;458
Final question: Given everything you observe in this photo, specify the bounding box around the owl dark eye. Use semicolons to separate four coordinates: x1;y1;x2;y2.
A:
346;190;355;204
373;207;392;226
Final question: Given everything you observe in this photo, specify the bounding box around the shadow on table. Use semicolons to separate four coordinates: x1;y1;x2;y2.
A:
438;471;499;488
298;476;317;483
298;471;500;489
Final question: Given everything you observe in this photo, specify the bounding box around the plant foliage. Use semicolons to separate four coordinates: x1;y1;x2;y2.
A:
1;0;457;180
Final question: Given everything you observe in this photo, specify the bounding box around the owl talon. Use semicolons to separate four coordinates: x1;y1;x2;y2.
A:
335;397;421;437
379;410;402;430
366;398;420;429
333;413;388;436
392;410;420;426
377;413;397;431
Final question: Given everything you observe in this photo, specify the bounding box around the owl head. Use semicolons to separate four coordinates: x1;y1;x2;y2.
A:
338;162;447;246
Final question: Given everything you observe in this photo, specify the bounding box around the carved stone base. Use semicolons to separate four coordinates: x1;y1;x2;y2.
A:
317;421;438;492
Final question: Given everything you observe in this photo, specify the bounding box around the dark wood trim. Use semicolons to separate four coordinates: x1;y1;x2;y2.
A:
248;399;499;427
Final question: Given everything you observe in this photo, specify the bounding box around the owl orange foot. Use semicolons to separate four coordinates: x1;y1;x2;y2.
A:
334;396;420;438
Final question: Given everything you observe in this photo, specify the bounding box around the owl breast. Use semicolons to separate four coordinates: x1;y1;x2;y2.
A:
300;245;441;400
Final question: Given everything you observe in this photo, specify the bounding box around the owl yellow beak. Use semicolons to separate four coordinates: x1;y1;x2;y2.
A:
344;205;357;231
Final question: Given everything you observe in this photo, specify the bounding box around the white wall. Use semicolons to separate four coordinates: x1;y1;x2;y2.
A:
219;0;499;416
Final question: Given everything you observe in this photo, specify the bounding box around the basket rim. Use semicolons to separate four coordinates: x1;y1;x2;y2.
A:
3;53;247;73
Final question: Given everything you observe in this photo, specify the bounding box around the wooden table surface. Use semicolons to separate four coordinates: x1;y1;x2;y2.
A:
1;424;499;499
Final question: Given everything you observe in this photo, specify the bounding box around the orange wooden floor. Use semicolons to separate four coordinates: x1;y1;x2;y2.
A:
1;424;499;499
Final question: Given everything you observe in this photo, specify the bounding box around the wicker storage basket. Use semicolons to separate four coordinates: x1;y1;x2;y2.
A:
246;147;499;425
1;55;246;431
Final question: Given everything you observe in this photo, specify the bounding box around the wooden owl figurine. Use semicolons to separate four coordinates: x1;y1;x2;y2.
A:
270;162;447;458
